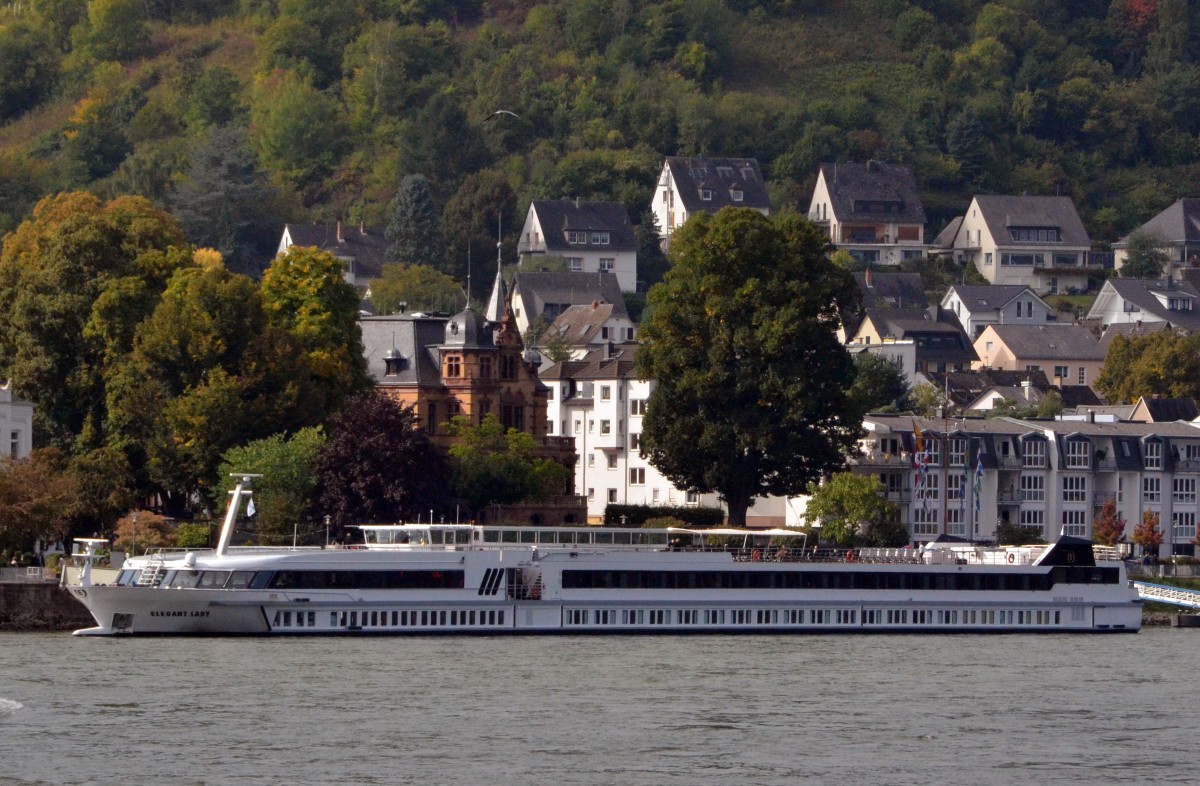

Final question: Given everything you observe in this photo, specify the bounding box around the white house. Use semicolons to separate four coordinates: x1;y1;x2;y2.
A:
536;301;637;367
941;284;1057;339
1;382;33;459
517;199;638;292
509;271;628;337
541;345;786;526
807;161;927;265
940;196;1097;294
277;222;388;288
1087;277;1200;333
652;156;770;248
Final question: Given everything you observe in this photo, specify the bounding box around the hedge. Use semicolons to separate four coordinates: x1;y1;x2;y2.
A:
602;504;724;528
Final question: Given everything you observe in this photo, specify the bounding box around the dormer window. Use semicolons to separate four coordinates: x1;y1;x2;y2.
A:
566;230;587;244
1145;440;1163;470
1008;226;1062;243
1168;297;1193;311
716;166;733;178
384;349;405;377
1064;439;1090;469
730;189;744;202
590;231;609;245
699;189;713;201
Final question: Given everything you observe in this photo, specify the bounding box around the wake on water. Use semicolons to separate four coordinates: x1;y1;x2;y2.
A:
0;698;24;716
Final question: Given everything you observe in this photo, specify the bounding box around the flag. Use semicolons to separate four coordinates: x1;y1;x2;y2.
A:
959;470;967;511
912;421;928;508
247;497;257;518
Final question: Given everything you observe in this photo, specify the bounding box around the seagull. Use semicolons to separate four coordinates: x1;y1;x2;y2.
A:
484;109;521;122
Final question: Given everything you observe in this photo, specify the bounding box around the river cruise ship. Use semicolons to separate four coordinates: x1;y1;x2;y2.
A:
63;476;1142;635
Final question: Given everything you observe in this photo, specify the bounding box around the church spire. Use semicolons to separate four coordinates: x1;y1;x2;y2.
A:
485;212;506;323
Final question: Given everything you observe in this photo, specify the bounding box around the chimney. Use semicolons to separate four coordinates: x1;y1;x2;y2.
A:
1021;379;1032;401
864;268;873;287
1087;409;1095;423
575;196;580;208
336;221;343;243
359;221;366;235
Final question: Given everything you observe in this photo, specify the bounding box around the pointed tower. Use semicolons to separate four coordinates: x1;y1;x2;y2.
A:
485;213;505;324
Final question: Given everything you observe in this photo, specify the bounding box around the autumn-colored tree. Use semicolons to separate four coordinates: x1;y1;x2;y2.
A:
112;510;174;557
1132;510;1163;557
0;449;80;553
1092;498;1126;546
1095;331;1200;404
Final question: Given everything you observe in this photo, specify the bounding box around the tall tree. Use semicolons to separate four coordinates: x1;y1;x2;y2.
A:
847;353;910;415
1092;498;1126;546
636;208;861;526
0;449;80;554
260;245;373;416
386;174;447;272
171;125;279;276
440;169;516;285
312;394;450;529
1132;510;1163;557
1095;331;1200;404
0;22;60;122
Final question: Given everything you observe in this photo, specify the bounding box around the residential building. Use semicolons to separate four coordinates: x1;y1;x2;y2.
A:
537;301;637;365
807;161;927;265
509;271;628;336
0;382;33;459
973;324;1106;387
652;156;770;248
277;222;388;288
542;344;785;526
940;284;1056;340
1129;397;1200;423
941;196;1099;294
517;199;638;292
839;269;926;341
1087;277;1200;333
853;413;1200;558
850;308;978;374
1113;198;1200;277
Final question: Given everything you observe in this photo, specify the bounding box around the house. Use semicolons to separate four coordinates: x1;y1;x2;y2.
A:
508;271;628;336
541;344;785;526
652;156;770;248
1129;396;1200;423
517;199;638;292
941;195;1099;294
850;308;978;374
853;413;1200;557
0;382;33;459
807;161;927;265
537;301;637;364
973;324;1106;387
1113;198;1200;277
1087;277;1200;333
839;269;927;341
940;284;1056;340
277;222;389;288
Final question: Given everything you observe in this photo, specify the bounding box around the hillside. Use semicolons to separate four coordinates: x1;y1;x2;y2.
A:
1;0;1198;278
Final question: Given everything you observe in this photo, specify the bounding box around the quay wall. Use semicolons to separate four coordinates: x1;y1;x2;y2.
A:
0;583;94;632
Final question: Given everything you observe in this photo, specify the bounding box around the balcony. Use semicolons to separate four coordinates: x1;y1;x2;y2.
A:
997;490;1021;504
856;451;912;467
1175;458;1200;472
884;489;912;503
1093;491;1117;508
997;456;1022;471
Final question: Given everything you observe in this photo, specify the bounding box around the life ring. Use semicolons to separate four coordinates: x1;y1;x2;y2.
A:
845;549;857;563
1006;553;1015;564
751;549;763;562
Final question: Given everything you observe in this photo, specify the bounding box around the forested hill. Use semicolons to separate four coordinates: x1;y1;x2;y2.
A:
1;0;1198;276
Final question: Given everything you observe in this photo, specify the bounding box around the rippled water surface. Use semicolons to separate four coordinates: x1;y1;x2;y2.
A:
1;630;1197;785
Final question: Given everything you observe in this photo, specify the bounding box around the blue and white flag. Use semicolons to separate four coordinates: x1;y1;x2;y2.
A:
973;451;984;516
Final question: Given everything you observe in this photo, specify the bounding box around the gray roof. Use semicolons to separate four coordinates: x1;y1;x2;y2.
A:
818;161;926;225
973;195;1091;247
945;284;1039;313
854;271;927;310
1135;397;1200;422
924;369;1051;408
665;156;771;215
359;314;453;386
530;200;636;253
931;217;963;250
541;343;638;383
864;413;1200;440
1092;278;1200;331
283;223;389;280
1115;198;1200;248
1099;319;1175;346
984;324;1106;361
547;302;620;346
511;271;628;324
864;308;978;364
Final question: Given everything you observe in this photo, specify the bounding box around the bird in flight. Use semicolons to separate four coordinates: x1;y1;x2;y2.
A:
485;109;520;121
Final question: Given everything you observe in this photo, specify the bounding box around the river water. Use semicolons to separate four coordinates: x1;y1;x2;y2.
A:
0;629;1196;785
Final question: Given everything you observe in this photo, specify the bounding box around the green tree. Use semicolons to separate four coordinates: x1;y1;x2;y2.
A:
260;246;372;416
217;426;326;545
1095;331;1200;404
907;382;947;416
1092;498;1126;546
848;353;910;415
804;473;898;548
636;208;861;526
386;174;447;271
249;71;346;187
440;169;516;285
0;22;60;122
996;521;1043;545
1120;229;1171;278
186;66;244;129
171;125;280;276
368;263;462;315
73;0;150;62
1036;389;1064;418
312;393;450;529
446;414;571;520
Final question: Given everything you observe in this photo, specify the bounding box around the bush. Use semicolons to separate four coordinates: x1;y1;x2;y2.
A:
603;504;724;528
641;516;688;529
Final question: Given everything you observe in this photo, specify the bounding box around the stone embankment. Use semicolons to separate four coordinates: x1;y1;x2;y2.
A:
0;583;94;631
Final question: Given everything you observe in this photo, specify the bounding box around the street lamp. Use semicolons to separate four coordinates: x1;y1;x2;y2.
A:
325;515;331;548
131;512;138;557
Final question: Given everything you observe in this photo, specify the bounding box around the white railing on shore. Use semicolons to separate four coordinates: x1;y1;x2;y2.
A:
1134;581;1200;609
